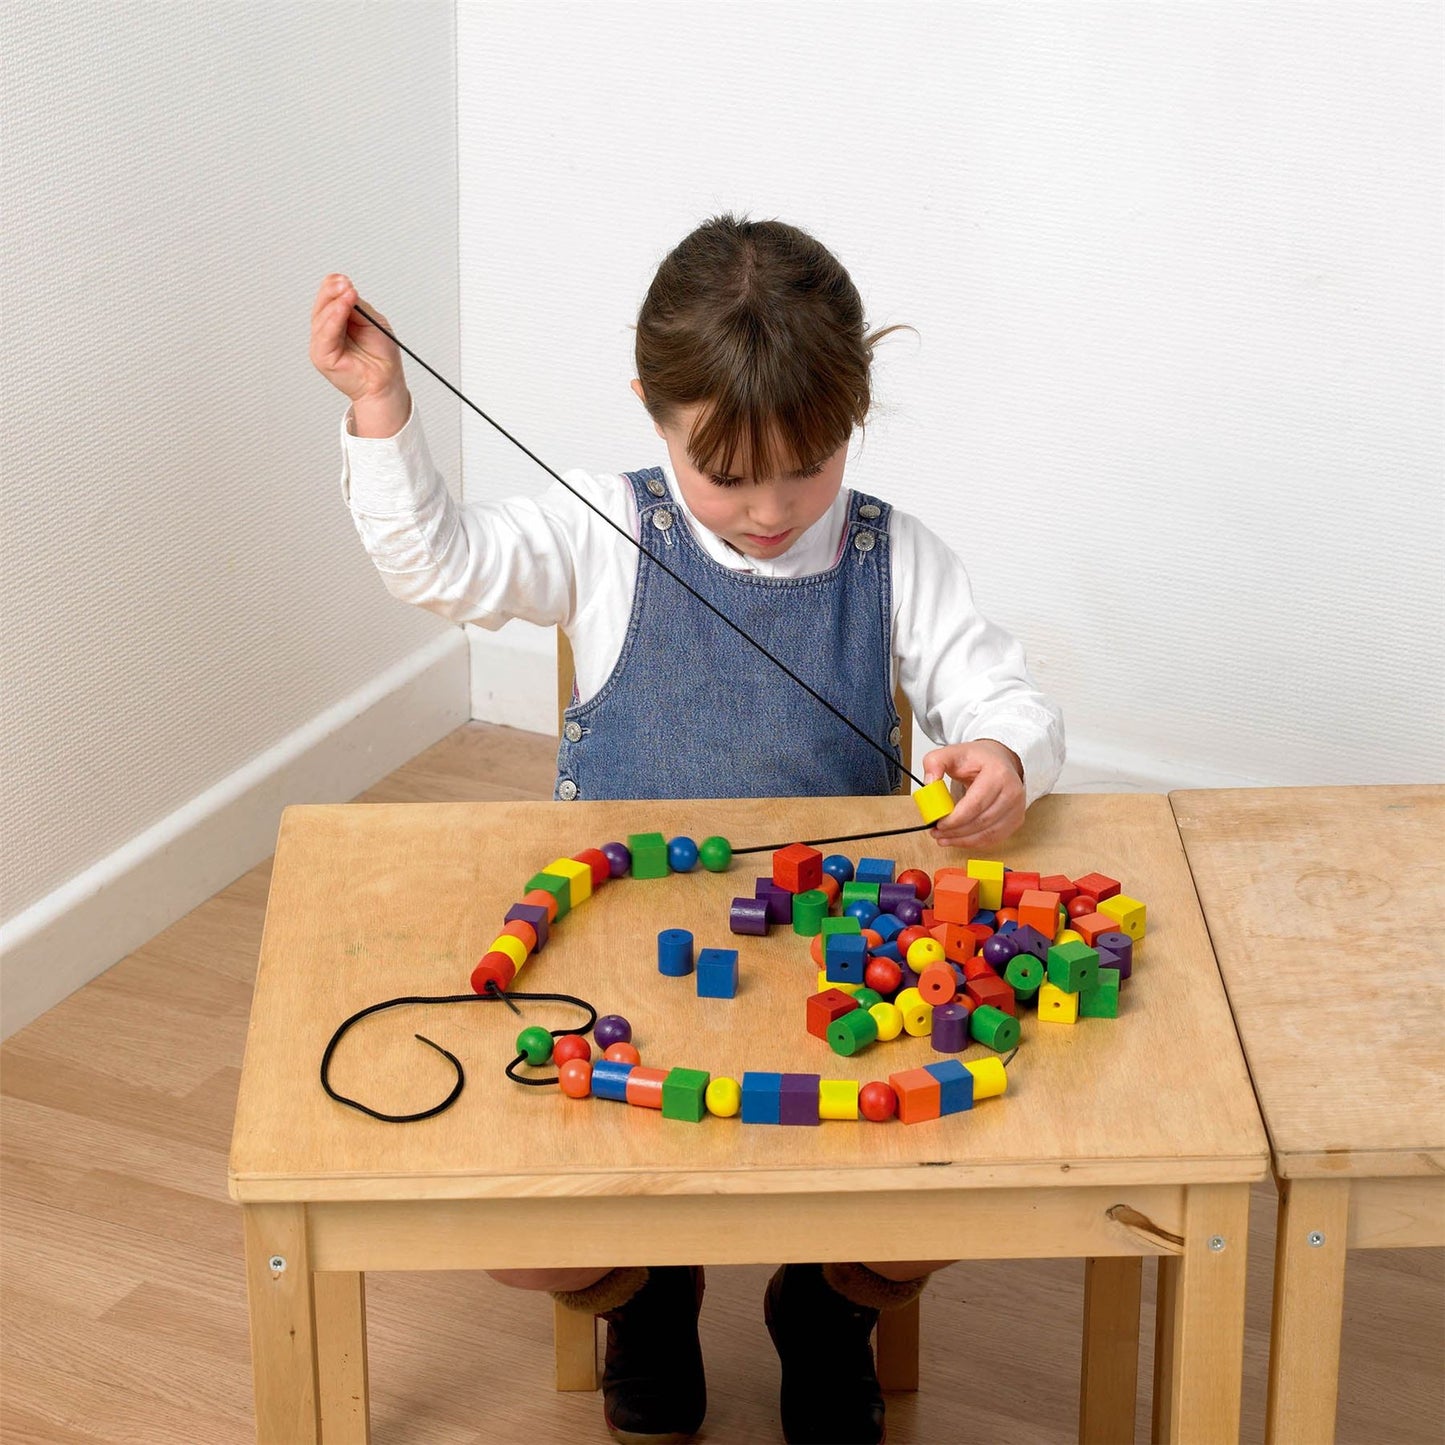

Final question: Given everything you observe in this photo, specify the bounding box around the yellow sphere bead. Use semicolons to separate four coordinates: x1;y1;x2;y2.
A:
906;937;945;970
705;1076;741;1117
869;1001;904;1041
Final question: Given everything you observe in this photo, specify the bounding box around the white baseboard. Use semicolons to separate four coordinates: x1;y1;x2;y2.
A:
0;630;470;1041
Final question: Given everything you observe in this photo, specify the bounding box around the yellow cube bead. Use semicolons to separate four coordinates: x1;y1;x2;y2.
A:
489;933;529;968
913;779;954;825
1098;894;1147;940
542;856;592;908
1038;981;1079;1024
817;970;862;996
705;1076;741;1117
869;1001;904;1041
819;1079;861;1120
967;859;1005;911
963;1056;1008;1099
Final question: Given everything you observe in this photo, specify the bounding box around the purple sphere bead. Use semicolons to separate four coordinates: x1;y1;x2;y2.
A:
594;1014;631;1048
894;897;924;926
982;934;1020;969
600;842;632;878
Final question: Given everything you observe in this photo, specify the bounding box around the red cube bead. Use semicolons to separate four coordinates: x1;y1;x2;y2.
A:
807;988;859;1041
773;842;824;894
965;973;1017;1017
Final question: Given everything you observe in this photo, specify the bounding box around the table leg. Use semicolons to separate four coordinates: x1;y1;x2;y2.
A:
1151;1255;1179;1445
1080;1255;1142;1444
554;1299;600;1391
1153;1183;1250;1444
875;1296;920;1392
243;1203;320;1443
1264;1178;1351;1445
315;1272;371;1443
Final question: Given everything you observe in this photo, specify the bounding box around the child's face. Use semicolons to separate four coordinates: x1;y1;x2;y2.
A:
635;384;848;560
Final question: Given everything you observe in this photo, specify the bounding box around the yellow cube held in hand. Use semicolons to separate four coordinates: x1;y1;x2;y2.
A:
913;779;953;825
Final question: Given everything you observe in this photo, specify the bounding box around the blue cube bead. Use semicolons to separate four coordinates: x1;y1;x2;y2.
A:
697;947;739;999
924;1059;974;1115
741;1071;782;1124
824;934;867;984
856;857;896;886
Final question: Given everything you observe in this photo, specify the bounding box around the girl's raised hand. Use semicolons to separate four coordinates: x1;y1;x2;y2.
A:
308;273;406;403
921;740;1027;850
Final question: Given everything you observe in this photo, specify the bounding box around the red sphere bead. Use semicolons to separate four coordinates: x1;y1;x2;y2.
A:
859;1081;898;1122
897;868;932;902
552;1035;591;1066
1067;895;1099;920
558;1059;592;1098
604;1042;640;1066
864;957;903;997
896;925;932;957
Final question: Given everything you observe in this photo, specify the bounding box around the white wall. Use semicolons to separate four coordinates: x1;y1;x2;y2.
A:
0;1;467;1036
455;1;1443;790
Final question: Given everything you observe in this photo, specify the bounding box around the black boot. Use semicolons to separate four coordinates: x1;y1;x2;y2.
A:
599;1265;707;1443
764;1263;886;1445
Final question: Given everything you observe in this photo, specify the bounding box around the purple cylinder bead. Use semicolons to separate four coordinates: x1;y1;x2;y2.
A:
931;1003;971;1053
729;897;770;936
600;841;632;878
878;882;914;914
1096;930;1134;980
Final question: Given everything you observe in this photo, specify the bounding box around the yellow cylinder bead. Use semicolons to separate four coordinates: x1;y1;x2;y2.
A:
489;933;529;968
895;986;924;1013
963;1056;1008;1099
900;995;933;1037
913;778;953;825
818;1079;860;1120
705;1076;741;1117
869;1001;904;1041
906;936;946;970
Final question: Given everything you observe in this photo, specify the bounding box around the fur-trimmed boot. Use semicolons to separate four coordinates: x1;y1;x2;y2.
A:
553;1266;707;1444
763;1261;928;1445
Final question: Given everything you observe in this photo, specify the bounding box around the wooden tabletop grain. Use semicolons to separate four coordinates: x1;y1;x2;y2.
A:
229;793;1267;1203
1170;784;1445;1180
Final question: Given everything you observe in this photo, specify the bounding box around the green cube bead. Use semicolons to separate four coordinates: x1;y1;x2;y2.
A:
628;832;669;880
840;880;881;906
791;889;829;936
1047;940;1099;995
661;1066;711;1121
1079;969;1120;1018
970;1004;1020;1053
827;1008;879;1057
820;916;862;940
524;870;571;920
698;836;732;872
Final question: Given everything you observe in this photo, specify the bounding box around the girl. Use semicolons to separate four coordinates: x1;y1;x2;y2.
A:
310;215;1064;1445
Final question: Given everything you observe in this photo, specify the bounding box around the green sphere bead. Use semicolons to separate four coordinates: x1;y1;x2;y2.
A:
853;987;883;1010
516;1025;554;1066
698;836;732;872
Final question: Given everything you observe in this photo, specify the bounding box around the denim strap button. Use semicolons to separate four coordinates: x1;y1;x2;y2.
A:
853;530;875;552
646;477;667;497
557;779;579;800
889;725;902;747
653;509;674;532
563;722;583;742
858;503;881;520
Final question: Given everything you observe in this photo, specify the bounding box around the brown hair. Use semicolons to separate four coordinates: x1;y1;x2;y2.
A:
634;214;911;481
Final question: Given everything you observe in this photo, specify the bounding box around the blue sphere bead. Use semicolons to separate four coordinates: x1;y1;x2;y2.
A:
667;836;699;872
843;900;879;928
821;854;855;883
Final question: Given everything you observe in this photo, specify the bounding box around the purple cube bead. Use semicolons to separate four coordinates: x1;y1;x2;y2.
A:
594;1014;631;1049
505;901;549;952
755;877;794;924
600;841;632;878
779;1073;821;1125
1096;930;1134;980
729;897;770;936
931;1002;972;1053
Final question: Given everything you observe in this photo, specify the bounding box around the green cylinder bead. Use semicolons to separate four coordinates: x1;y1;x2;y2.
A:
970;1005;1020;1053
1004;955;1043;997
827;1008;879;1057
516;1025;554;1066
698;836;732;872
791;889;829;936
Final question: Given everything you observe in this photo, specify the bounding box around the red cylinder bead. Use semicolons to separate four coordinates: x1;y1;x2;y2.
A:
470;951;516;994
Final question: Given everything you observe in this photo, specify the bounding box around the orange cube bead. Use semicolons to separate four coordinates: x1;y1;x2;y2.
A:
942;923;978;964
1017;889;1062;939
888;1067;942;1124
1072;911;1118;947
933;874;980;924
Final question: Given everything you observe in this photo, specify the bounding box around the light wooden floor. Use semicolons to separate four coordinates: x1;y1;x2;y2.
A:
3;722;1441;1444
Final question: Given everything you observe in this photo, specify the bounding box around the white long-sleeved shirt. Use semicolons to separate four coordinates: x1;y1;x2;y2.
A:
339;399;1065;805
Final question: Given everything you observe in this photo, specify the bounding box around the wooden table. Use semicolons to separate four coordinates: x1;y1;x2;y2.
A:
229;793;1268;1443
1171;785;1445;1444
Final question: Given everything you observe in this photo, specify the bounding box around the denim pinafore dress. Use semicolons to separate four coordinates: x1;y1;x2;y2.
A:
553;468;903;802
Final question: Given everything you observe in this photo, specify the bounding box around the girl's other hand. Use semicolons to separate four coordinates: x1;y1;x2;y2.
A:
308;273;406;404
921;740;1026;850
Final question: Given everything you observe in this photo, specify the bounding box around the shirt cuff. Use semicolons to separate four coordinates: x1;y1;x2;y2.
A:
970;713;1065;810
337;394;436;514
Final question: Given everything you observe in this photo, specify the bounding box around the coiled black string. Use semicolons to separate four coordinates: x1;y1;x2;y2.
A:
732;818;938;855
319;987;598;1122
350;302;926;789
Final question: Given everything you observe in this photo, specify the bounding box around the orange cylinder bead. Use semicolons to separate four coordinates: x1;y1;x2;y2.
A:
523;888;560;924
625;1066;667;1109
818;874;842;907
917;963;957;1006
502;919;538;952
